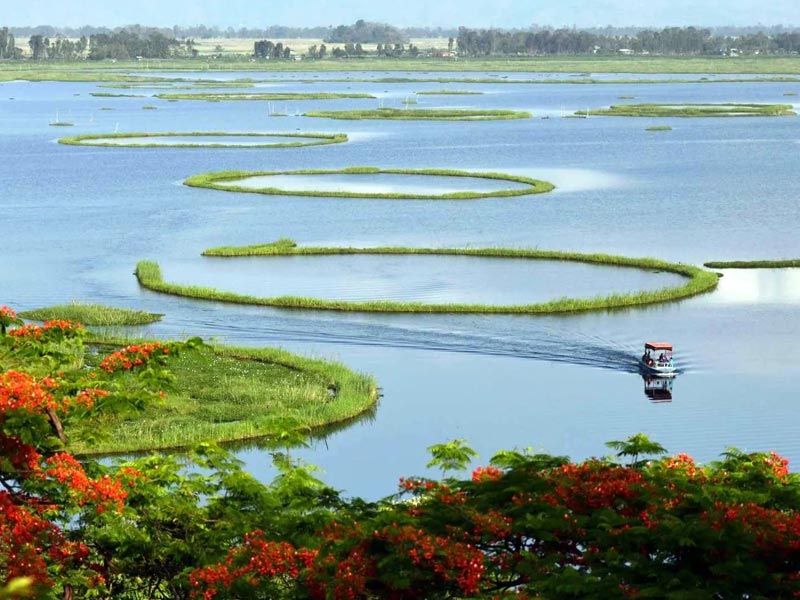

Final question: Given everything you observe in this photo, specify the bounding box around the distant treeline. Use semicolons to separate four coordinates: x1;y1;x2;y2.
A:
456;26;800;55
4;27;193;60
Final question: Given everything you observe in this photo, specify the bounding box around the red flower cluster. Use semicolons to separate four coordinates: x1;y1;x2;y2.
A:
471;465;504;483
190;532;317;600
37;453;129;512
7;320;84;342
99;342;169;373
0;305;18;322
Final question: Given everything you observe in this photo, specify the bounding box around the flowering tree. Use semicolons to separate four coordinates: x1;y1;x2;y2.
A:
191;438;800;599
0;310;184;599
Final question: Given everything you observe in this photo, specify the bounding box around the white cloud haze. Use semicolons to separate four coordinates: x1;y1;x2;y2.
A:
6;0;798;27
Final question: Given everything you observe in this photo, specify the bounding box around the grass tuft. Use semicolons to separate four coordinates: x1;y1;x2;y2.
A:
19;302;162;326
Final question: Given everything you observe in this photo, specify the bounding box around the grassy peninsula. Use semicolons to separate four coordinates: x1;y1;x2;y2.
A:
304;108;531;120
73;341;378;454
135;239;719;315
59;131;348;149
183;167;554;200
19;302;162;326
580;103;796;117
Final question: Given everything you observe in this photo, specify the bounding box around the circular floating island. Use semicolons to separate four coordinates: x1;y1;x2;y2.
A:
304;108;531;121
58;132;348;149
183;167;555;200
579;103;796;117
155;91;375;101
135;239;719;315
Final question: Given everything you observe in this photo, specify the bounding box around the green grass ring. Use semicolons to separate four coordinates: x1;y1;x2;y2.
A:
58;132;349;149
155;91;376;101
304;107;531;120
183;167;554;200
134;239;719;315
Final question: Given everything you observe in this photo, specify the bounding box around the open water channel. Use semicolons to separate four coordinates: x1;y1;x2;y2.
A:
1;72;799;497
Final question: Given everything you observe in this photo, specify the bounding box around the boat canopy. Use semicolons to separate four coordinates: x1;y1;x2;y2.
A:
645;342;673;351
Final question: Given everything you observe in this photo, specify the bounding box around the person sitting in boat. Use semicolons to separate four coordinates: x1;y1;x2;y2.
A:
658;352;667;364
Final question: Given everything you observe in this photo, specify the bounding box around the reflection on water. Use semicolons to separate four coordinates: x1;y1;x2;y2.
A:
704;269;800;304
643;376;674;403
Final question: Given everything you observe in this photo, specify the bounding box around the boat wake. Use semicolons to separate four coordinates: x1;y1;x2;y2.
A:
166;312;697;375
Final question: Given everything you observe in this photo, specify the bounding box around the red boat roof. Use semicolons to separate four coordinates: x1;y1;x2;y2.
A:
645;342;673;351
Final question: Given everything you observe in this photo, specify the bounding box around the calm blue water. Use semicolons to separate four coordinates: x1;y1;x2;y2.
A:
2;73;800;498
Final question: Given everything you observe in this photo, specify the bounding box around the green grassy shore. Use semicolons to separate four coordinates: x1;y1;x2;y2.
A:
134;239;719;315
3;56;800;81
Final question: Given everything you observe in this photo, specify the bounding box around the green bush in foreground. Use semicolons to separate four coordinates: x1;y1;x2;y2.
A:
135;239;719;314
19;302;162;325
183;166;554;200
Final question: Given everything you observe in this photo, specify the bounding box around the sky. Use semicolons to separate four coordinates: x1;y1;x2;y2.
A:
5;0;799;28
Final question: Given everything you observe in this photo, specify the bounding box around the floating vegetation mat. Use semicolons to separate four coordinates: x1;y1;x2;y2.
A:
58;131;348;149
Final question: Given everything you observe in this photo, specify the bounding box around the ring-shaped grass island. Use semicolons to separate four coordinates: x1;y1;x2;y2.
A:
58;131;348;149
303;107;532;120
134;239;719;315
578;103;796;117
154;91;376;101
183;167;555;200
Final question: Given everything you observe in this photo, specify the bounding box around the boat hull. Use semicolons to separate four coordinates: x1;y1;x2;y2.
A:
639;360;677;377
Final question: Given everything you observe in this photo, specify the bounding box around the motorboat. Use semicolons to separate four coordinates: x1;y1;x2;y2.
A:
639;342;676;377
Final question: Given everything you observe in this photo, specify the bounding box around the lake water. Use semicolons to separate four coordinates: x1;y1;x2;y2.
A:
2;72;800;498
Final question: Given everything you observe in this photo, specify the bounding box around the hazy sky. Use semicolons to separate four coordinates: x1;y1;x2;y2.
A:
6;0;799;28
